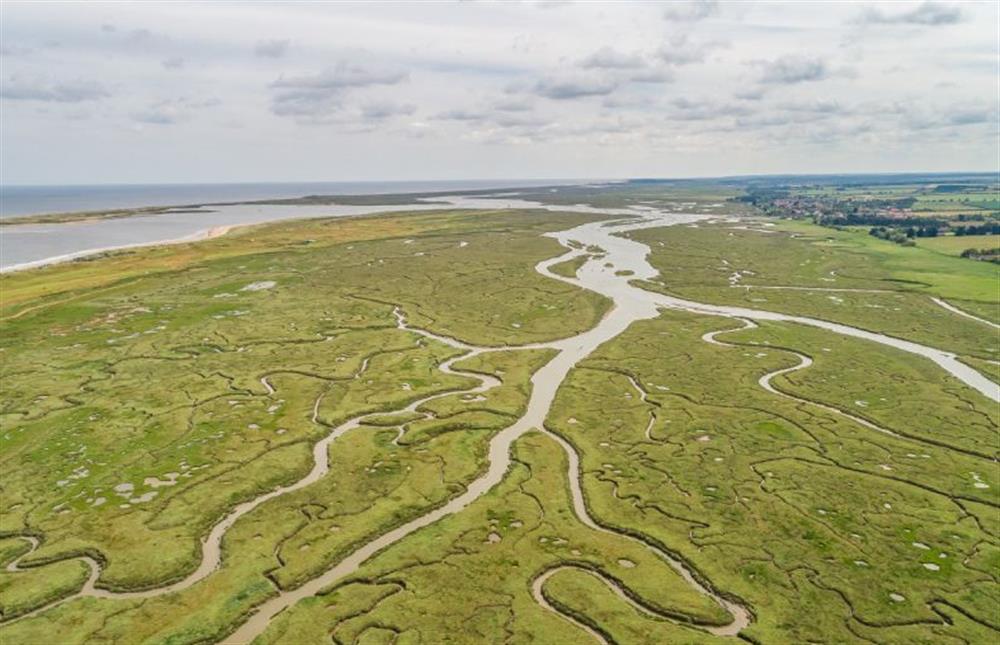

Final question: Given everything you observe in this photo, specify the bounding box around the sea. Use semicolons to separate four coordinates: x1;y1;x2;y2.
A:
0;180;572;219
0;180;584;271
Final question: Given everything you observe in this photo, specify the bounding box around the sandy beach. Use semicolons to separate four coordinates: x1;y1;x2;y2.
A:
0;223;236;274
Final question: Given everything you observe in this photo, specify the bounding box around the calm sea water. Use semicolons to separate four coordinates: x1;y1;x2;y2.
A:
0;180;573;219
0;181;588;271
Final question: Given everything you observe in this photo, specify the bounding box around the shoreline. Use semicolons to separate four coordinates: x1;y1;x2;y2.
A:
0;192;621;276
0;224;235;275
0;188;572;275
0;205;208;228
0;181;587;227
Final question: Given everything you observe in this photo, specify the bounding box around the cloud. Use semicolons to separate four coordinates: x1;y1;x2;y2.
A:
756;55;829;84
271;92;343;120
270;63;409;122
131;97;220;125
663;0;718;22
734;108;843;130
670;97;752;121
804;122;876;145
428;103;550;144
947;108;993;126
734;101;845;129
733;87;765;101
854;1;963;26
579;47;645;70
433;108;488;122
628;68;674;84
0;0;995;181
127;28;154;43
361;100;415;121
577;46;674;84
532;75;619;99
493;99;533;112
132;105;181;125
657;34;727;67
601;94;657;110
657;48;707;66
492;112;550;129
254;39;291;58
273;64;408;92
779;100;846;114
904;105;996;130
0;45;31;57
1;76;109;102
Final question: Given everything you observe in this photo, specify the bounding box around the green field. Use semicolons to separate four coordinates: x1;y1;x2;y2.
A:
913;193;1000;213
794;182;998;211
917;233;1000;256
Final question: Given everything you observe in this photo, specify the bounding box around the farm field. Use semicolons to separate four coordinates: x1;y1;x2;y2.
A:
1;190;997;644
917;233;1000;256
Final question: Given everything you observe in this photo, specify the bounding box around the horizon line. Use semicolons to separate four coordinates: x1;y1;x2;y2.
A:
2;170;998;189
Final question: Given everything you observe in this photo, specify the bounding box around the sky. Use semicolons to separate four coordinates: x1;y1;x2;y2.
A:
1;0;997;185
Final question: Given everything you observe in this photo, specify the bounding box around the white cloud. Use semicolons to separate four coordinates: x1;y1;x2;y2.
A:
132;104;181;124
361;100;416;121
663;0;718;22
0;0;995;182
531;75;619;100
755;55;829;84
904;104;997;129
854;2;963;26
1;75;109;102
130;97;220;125
579;47;645;70
254;39;290;58
434;109;487;122
493;99;533;113
657;35;727;66
272;64;408;92
270;63;409;122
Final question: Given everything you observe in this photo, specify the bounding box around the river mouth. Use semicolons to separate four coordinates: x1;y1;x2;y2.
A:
4;198;996;641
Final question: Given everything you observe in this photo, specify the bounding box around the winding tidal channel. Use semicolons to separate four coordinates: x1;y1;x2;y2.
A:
4;200;998;642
